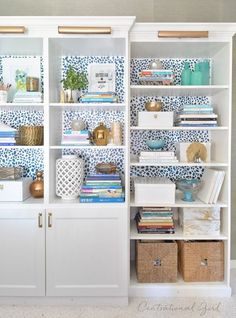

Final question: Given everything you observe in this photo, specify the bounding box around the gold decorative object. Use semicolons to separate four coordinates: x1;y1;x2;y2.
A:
0;26;26;34
30;171;44;198
186;142;207;163
19;125;44;146
26;77;39;92
58;26;111;34
111;122;122;145
145;101;163;112
92;122;109;146
158;31;208;38
95;163;117;174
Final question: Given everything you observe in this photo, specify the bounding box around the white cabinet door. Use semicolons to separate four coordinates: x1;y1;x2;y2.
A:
0;209;45;296
46;206;128;296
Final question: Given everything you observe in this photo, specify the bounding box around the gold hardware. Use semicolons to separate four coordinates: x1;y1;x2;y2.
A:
0;26;26;34
58;26;111;35
0;184;4;190
158;31;208;38
48;213;52;228
38;213;43;228
92;122;110;146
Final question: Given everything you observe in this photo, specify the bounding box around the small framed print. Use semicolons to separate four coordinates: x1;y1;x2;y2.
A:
88;63;115;92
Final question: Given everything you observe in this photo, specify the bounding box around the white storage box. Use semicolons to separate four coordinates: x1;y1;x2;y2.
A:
176;142;211;163
138;111;174;128
179;207;220;235
0;177;32;201
134;177;176;205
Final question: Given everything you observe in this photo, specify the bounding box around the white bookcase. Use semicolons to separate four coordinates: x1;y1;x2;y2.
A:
129;23;235;297
0;18;235;302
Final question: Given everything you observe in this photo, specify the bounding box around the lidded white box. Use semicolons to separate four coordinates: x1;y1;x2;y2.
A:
0;177;32;201
138;111;174;128
176;142;211;162
179;207;220;235
134;177;176;205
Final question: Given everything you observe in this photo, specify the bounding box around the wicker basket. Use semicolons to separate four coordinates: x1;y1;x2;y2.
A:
19;126;44;146
178;240;224;282
136;240;177;283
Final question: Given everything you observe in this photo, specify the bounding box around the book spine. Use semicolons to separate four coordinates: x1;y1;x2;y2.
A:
80;197;125;203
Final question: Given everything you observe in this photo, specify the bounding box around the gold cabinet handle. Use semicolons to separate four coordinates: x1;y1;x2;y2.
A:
158;31;208;38
38;213;43;228
48;213;52;228
58;26;111;34
0;26;26;34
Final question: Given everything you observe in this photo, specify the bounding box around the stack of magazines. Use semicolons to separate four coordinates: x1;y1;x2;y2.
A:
175;104;217;127
13;91;43;103
139;69;174;85
61;129;91;146
80;92;118;103
80;173;124;203
0;122;17;146
139;151;178;164
135;207;175;234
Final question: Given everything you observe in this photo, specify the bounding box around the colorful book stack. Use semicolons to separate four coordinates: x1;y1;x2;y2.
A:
13;91;43;103
139;69;174;85
80;92;118;103
175;104;218;127
139;151;178;164
61;129;91;146
0;123;17;146
80;173;124;203
135;207;175;234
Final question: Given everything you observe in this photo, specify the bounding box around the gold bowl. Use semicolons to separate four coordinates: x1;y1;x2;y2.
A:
145;101;163;112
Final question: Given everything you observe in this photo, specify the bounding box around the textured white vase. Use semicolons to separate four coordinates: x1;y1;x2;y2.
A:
56;155;84;200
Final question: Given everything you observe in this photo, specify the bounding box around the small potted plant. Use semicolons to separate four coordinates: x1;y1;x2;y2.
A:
61;66;88;103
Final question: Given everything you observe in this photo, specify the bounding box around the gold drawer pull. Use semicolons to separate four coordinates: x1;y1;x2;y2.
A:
38;213;43;228
158;31;208;38
48;213;52;228
58;26;111;35
0;26;26;34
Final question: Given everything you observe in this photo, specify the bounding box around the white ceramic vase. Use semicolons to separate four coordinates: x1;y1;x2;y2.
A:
56;155;84;200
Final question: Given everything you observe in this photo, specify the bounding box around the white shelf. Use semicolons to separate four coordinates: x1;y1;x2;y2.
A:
130;160;228;167
130;126;228;131
0;103;44;109
130;194;227;208
0;197;44;208
130;220;228;240
0;146;44;150
50;196;127;207
130;85;229;96
50;103;126;111
129;262;230;297
50;145;126;150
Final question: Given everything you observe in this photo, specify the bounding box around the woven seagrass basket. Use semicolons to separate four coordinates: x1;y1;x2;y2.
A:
136;240;178;283
19;125;44;146
178;240;224;282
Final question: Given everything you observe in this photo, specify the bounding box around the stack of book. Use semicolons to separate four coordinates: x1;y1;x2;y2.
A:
13;91;43;103
0;123;17;146
197;168;225;204
61;130;91;146
135;207;175;234
80;173;124;203
175;104;218;127
80;92;118;103
139;151;178;164
139;69;174;85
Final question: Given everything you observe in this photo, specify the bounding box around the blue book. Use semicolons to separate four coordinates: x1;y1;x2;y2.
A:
81;185;122;190
0;143;16;146
80;196;125;203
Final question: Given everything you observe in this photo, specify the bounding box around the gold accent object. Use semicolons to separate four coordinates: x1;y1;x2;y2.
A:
38;213;43;228
30;171;44;198
145;101;163;112
0;167;22;180
186;142;207;163
92;122;110;146
95;163;117;174
158;31;208;38
19;126;44;146
48;213;52;228
26;77;39;92
58;26;111;34
0;26;26;33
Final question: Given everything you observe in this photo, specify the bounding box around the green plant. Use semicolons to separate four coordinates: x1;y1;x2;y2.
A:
61;66;88;91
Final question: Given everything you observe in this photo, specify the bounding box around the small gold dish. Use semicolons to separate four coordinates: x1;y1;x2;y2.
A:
145;101;163;112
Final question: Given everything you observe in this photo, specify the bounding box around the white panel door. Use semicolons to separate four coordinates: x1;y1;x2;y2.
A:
0;209;45;296
46;206;128;296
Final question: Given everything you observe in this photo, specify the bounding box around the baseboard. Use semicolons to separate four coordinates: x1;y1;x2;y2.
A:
231;260;236;269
